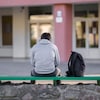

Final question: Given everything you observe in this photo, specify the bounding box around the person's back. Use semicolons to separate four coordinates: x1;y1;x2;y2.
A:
31;39;59;74
31;33;61;77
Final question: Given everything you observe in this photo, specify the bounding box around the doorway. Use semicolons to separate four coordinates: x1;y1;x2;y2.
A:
29;6;53;47
29;15;53;47
73;4;100;59
74;18;99;59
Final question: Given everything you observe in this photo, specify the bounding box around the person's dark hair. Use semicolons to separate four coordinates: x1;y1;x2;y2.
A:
41;33;51;40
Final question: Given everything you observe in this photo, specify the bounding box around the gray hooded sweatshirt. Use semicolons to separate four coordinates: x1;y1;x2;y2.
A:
31;39;60;74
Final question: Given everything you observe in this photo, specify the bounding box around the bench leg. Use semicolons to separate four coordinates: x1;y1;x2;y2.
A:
31;80;35;84
97;80;100;85
53;80;61;86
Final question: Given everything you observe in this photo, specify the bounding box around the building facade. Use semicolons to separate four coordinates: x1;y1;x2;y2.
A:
0;0;100;62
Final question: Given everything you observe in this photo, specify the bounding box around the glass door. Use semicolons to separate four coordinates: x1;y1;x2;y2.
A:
75;20;86;48
74;19;99;59
29;15;53;47
30;23;53;47
74;4;99;59
88;20;99;48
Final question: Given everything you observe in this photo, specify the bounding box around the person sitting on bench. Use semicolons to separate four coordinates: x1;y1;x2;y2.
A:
30;32;61;84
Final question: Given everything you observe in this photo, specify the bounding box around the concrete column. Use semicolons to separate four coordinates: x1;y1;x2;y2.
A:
53;4;72;62
13;7;27;58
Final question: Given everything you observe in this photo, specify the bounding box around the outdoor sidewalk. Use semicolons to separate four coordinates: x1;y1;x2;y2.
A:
0;58;100;76
0;58;100;84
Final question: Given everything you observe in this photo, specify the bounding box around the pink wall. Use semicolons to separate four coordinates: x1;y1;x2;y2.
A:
0;0;99;7
53;4;72;62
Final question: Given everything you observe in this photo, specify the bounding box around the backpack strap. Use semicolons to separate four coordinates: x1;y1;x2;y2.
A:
77;53;85;70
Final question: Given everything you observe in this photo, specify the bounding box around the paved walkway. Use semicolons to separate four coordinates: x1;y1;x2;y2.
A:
0;58;100;84
0;58;100;76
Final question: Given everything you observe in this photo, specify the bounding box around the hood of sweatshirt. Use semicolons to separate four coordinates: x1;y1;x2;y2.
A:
39;39;51;45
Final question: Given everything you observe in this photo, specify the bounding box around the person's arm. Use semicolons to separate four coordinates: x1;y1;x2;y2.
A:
54;45;60;67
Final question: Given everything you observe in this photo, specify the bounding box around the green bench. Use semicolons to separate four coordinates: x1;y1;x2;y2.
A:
0;76;100;86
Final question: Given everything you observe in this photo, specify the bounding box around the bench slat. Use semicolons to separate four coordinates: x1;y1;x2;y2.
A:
0;76;100;80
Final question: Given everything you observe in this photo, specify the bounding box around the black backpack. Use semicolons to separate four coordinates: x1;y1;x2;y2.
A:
66;51;85;77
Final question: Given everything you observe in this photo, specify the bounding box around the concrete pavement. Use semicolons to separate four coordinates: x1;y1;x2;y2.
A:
0;58;100;84
0;58;100;76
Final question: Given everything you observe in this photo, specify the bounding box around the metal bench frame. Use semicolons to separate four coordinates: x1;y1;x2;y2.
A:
0;76;100;86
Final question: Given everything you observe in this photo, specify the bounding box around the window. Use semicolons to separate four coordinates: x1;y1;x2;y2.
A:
2;16;12;46
74;4;98;18
89;21;98;48
75;21;86;48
